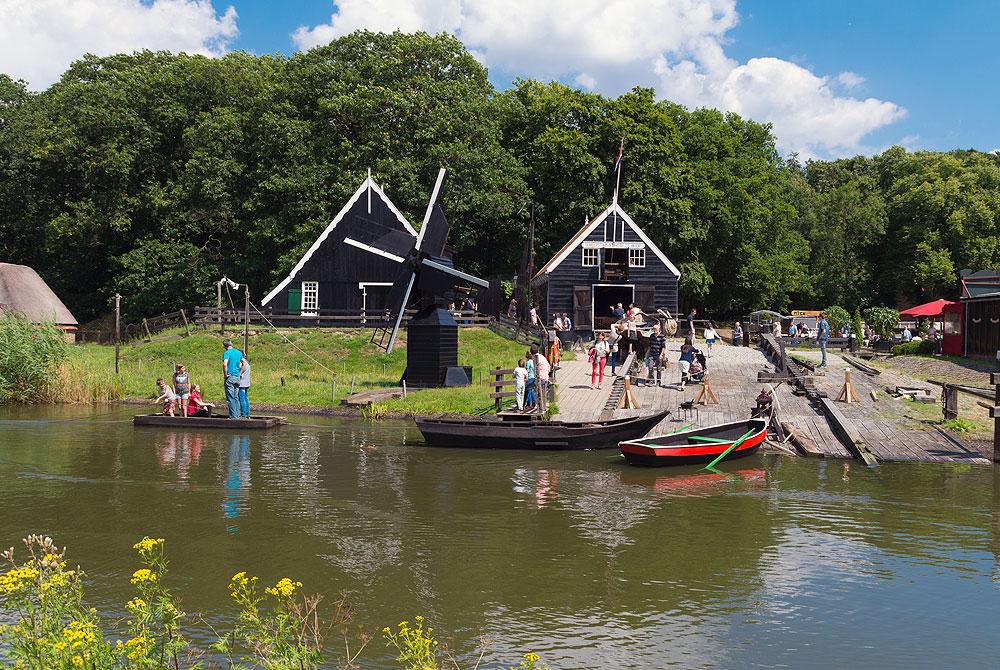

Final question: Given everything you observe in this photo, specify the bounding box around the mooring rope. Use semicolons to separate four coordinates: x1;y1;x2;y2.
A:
246;301;338;377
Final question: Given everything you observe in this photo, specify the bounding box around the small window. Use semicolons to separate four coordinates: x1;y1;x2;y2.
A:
301;281;319;315
582;248;599;267
628;248;646;268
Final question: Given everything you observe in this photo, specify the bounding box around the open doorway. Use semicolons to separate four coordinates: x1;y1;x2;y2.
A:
593;284;634;331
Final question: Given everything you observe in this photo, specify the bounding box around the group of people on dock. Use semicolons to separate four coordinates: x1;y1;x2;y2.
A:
152;339;252;419
513;343;551;413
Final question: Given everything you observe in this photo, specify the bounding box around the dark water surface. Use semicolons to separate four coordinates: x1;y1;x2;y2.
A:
2;405;1000;669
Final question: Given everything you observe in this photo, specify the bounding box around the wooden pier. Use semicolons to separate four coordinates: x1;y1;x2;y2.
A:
553;339;991;465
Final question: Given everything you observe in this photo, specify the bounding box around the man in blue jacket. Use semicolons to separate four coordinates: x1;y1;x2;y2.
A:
817;312;830;368
221;339;244;419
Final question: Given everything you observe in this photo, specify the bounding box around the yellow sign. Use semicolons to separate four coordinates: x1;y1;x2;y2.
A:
791;310;822;317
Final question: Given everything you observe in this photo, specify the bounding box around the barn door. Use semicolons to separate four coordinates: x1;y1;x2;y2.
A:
635;285;655;313
573;286;593;330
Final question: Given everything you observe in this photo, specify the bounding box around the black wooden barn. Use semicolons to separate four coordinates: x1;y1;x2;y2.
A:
960;269;1000;358
261;173;418;316
531;201;679;333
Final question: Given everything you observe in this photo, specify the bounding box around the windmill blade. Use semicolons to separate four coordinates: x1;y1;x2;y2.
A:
385;270;417;352
343;237;405;263
420;203;451;259
348;217;417;258
418;258;489;298
415;168;446;252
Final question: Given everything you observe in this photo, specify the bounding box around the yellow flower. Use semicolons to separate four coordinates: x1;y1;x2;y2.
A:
126;597;146;610
53;641;67;652
264;577;302;598
129;568;157;584
71;655;83;667
132;537;164;554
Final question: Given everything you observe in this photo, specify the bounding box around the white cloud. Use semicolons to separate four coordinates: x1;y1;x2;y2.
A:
0;0;239;90
294;0;904;159
837;71;865;88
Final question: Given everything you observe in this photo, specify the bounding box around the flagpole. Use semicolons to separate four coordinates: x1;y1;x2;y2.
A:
613;163;621;206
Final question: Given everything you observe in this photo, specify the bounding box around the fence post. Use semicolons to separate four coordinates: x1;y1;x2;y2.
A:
114;294;121;375
142;318;152;342
180;309;191;337
943;385;959;421
495;366;502;413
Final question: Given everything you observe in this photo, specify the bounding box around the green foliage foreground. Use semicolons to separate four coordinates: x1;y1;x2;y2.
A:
62;327;537;415
0;534;549;669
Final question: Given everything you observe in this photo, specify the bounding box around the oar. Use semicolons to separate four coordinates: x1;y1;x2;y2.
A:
701;427;756;471
608;422;694;460
687;436;730;444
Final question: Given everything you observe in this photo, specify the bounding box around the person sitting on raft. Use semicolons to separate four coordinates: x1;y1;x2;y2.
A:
154;378;177;416
186;384;214;417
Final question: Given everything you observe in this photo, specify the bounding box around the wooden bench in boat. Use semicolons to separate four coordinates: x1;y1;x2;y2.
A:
133;414;287;429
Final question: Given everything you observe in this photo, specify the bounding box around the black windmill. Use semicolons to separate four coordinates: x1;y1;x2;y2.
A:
343;168;489;387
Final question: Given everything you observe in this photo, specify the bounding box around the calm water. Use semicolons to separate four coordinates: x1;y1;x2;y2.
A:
2;405;1000;669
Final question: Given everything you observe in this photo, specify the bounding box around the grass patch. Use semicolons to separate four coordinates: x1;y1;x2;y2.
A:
63;327;546;415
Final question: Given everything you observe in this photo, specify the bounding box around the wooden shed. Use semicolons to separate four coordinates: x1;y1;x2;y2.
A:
0;263;78;339
530;202;679;333
960;270;1000;357
261;173;417;316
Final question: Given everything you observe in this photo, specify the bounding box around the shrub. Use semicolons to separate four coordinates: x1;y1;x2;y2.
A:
823;306;850;333
0;314;68;403
851;307;864;341
864;306;900;338
891;339;936;355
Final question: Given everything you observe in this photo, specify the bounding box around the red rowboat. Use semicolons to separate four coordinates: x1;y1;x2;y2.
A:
619;418;767;466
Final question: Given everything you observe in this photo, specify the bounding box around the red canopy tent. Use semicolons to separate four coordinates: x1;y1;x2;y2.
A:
899;299;963;355
899;299;957;318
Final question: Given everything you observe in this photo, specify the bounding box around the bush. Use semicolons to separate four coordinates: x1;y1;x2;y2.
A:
891;339;937;355
851;307;864;341
864;306;900;338
0;314;68;403
823;306;850;333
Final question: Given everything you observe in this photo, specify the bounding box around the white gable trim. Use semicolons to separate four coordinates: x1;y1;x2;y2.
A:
261;176;416;305
534;203;679;280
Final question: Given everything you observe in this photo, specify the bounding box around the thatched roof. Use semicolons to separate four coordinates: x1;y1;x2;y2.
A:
0;263;77;326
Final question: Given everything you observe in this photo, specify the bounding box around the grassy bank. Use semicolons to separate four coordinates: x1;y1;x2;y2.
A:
62;327;549;416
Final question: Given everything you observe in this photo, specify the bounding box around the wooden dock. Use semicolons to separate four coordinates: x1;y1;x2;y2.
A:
553;340;991;465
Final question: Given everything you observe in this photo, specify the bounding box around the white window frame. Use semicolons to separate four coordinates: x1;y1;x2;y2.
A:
628;247;646;268
582;247;599;267
301;281;319;316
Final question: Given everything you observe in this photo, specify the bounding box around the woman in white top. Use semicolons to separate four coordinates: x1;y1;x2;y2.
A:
590;332;611;389
703;322;717;357
608;324;622;374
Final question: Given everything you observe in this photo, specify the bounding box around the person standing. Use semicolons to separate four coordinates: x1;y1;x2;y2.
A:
507;297;518;320
172;364;191;418
645;323;666;386
614;303;626;320
221;339;244;419
687;308;697;341
817;312;830;368
513;359;528;411
788;322;798;338
590;332;610;389
238;356;252;419
608;323;622;374
529;304;539;328
733;322;744;346
561;312;572;346
552;313;564;333
524;350;536;412
772;319;782;338
678;337;696;387
901;326;912;342
703;321;717;358
535;346;551;412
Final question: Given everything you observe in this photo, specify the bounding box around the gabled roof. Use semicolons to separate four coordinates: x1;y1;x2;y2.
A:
0;263;77;325
262;174;416;305
961;270;1000;300
531;202;680;285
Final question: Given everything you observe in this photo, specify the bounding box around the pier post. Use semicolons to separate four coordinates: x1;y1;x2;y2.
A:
993;351;1000;462
114;293;121;375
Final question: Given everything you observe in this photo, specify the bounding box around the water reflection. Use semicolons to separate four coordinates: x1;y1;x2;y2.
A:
221;434;250;531
3;406;1000;669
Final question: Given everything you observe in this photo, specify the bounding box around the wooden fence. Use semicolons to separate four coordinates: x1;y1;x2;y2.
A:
194;306;493;330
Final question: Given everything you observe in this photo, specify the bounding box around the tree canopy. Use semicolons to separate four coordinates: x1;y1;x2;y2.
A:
0;31;996;323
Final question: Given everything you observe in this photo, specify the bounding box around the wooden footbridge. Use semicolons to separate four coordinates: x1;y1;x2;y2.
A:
553;336;994;465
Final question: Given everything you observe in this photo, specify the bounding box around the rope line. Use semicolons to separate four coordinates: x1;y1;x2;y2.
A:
247;301;338;377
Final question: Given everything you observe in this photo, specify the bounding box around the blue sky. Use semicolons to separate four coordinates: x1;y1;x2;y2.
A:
1;0;996;158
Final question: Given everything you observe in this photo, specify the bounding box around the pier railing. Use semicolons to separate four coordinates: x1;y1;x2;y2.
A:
194;307;492;329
